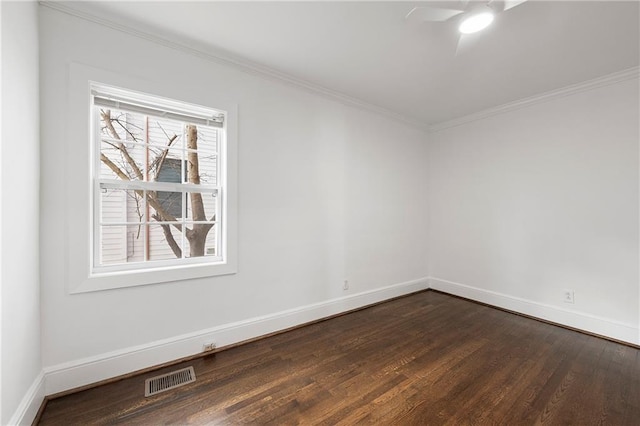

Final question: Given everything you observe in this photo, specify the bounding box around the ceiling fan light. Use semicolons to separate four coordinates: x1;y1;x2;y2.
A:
458;11;494;34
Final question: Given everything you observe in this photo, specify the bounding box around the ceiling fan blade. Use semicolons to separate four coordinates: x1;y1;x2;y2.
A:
504;0;529;11
405;6;464;23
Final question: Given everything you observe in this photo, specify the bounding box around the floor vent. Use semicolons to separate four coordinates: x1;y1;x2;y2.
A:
145;366;196;397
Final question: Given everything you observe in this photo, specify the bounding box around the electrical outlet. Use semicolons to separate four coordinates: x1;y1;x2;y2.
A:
202;342;216;352
343;280;349;290
563;289;575;304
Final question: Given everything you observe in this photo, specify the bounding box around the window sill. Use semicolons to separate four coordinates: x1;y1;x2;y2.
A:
71;261;237;294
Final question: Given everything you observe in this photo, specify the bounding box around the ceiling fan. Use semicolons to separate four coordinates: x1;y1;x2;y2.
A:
406;0;529;55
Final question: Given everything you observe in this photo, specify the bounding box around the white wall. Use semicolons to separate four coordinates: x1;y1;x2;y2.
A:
428;77;640;344
39;6;428;393
1;1;43;424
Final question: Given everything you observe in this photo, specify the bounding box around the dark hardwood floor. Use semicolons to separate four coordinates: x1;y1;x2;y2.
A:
37;290;640;425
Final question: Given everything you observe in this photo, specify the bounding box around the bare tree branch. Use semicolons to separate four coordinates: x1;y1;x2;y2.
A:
153;134;178;181
152;214;182;258
101;109;144;180
100;153;130;181
113;115;143;143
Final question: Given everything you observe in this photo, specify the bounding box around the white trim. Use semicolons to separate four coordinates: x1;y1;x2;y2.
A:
98;180;219;193
44;277;429;395
428;277;640;345
92;84;224;125
39;1;427;131
429;66;640;132
66;63;239;293
7;372;45;426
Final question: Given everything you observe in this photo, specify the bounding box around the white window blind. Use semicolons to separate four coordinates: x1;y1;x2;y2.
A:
92;88;224;128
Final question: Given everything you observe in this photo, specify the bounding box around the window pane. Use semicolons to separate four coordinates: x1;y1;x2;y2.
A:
148;224;183;261
198;126;219;153
193;148;218;185
100;225;145;265
147;117;183;149
186;192;217;222
192;126;218;185
100;141;146;181
98;108;145;142
204;226;218;257
149;148;184;182
150;191;183;220
100;188;144;224
184;223;218;258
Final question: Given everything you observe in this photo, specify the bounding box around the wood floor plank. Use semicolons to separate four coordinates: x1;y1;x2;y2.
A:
37;291;640;425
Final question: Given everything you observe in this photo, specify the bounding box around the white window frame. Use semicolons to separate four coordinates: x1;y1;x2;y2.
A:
66;64;237;294
92;83;225;273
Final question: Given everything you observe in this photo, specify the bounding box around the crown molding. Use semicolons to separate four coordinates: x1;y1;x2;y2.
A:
429;66;640;133
39;1;428;131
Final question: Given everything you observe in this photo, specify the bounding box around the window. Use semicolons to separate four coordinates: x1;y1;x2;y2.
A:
92;83;227;274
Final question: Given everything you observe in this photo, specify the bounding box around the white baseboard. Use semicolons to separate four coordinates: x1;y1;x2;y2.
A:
44;277;429;396
8;371;45;426
428;277;639;346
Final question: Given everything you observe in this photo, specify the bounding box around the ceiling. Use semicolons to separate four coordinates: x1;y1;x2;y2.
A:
58;1;639;126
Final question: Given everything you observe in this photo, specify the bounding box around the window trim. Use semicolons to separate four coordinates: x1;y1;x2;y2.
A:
66;63;238;294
